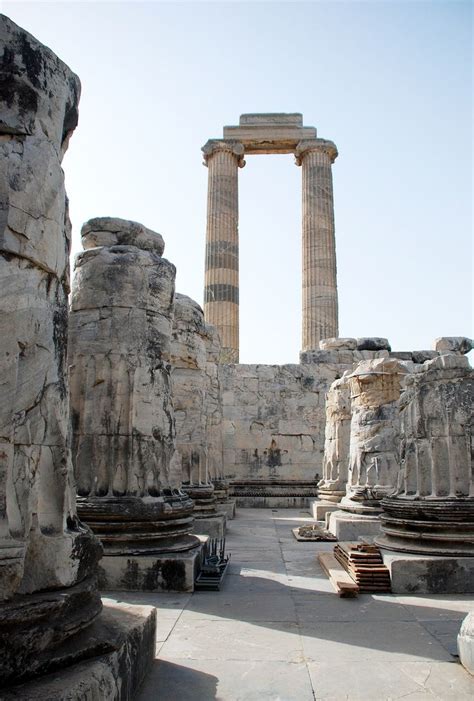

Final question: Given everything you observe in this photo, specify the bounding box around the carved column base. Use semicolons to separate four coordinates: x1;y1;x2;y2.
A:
317;483;345;503
376;497;474;556
77;492;200;554
77;493;203;592
182;484;217;517
0;575;102;687
182;484;227;538
211;479;236;519
212;479;230;502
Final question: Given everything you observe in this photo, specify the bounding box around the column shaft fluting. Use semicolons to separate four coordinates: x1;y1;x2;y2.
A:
202;141;244;363
297;140;338;351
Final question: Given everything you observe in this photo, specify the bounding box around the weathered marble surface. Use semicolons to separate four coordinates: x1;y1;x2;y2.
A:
378;354;474;555
171;294;211;486
3;601;157;700
434;336;473;355
221;363;346;490
319;338;357;351
70;219;177;497
341;358;408;512
458;612;474;675
0;14;102;684
69;219;200;589
317;373;351;501
204;323;227;489
170;294;227;534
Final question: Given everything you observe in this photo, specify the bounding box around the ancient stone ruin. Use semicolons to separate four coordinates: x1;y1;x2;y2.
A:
0;16;156;698
377;354;474;592
0;11;473;699
170;293;226;537
203;114;338;361
69;218;202;592
316;372;351;510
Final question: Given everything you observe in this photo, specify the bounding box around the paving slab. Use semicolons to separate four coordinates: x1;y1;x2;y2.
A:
159;619;303;662
138;659;315;701
181;591;297;622
132;507;473;701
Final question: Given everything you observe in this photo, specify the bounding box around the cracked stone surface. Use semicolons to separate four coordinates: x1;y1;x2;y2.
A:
341;358;409;511
170;293;217;486
0;14;102;686
69;217;178;496
113;508;474;700
318;372;351;500
0;13;101;598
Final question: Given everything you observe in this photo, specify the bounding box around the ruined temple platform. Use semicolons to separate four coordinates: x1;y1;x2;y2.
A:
104;508;474;700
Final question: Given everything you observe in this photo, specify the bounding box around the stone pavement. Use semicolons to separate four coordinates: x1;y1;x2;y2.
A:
106;508;474;701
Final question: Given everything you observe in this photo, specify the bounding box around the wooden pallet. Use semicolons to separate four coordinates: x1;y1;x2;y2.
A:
318;552;359;597
333;543;391;592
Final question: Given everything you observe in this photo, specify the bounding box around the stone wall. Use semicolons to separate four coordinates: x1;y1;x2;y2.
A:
220;341;470;498
220;363;345;485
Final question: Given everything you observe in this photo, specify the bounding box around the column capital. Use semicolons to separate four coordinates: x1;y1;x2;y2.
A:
295;138;338;166
202;139;246;168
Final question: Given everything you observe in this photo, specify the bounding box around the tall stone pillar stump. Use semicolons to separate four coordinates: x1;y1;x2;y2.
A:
328;358;408;540
202;140;245;363
312;373;351;520
171;294;227;537
296;139;339;352
376;355;474;593
69;218;202;592
204;323;235;518
0;17;155;698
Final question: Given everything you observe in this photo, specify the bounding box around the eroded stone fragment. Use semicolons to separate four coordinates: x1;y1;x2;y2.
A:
434;336;473;355
82;216;165;255
319;338;357;351
317;373;351;502
341;358;408;513
356;337;391;351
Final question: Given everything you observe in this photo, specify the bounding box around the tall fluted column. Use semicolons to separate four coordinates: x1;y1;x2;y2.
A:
202;140;245;363
296;139;338;351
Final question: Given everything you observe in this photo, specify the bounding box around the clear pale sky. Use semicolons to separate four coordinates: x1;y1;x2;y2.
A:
2;0;472;363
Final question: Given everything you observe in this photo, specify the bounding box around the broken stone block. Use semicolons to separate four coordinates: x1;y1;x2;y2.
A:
319;337;357;351
356;337;391;351
434;336;473;355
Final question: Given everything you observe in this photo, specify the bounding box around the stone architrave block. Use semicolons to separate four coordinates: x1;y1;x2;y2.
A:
319;338;357;351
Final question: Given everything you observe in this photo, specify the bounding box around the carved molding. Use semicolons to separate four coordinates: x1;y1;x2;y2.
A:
202;139;246;168
295;138;338;165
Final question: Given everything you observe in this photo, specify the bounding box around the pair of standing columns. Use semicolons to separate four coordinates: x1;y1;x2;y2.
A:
202;138;339;361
